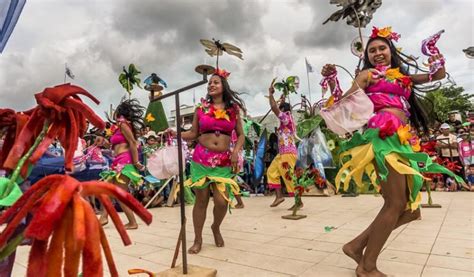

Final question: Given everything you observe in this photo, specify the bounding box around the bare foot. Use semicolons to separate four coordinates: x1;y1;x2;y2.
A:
356;265;387;277
188;241;202;254
342;242;363;264
235;203;245;209
99;217;108;226
270;197;285;207
211;224;225;247
124;223;138;230
287;202;304;211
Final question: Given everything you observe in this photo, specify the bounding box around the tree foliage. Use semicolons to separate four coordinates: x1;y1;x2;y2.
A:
422;85;473;121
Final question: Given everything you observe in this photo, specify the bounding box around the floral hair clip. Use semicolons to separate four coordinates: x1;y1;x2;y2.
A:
214;68;231;79
370;26;401;42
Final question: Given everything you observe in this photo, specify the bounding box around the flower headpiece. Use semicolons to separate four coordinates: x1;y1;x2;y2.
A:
370;26;401;42
214;68;231;79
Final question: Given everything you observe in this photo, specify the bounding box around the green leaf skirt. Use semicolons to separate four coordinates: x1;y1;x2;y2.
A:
335;128;463;211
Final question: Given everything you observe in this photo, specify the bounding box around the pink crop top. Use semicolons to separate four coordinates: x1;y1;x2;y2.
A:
109;117;130;146
365;68;412;116
365;68;413;130
196;99;238;136
110;128;126;146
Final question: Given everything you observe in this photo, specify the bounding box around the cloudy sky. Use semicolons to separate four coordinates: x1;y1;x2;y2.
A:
1;0;473;120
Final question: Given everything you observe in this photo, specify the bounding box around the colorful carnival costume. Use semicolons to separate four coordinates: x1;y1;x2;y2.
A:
334;66;463;211
100;117;143;186
267;111;298;196
184;99;240;205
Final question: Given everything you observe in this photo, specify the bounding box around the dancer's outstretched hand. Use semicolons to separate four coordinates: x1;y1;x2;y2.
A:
164;128;177;137
428;53;444;64
321;64;336;77
269;78;276;95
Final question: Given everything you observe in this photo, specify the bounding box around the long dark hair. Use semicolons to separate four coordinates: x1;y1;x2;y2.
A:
279;102;291;113
207;75;247;114
108;98;145;137
362;37;433;132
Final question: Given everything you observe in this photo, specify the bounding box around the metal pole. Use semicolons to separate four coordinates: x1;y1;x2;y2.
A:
350;7;364;71
150;78;207;102
306;59;312;103
175;89;188;274
152;69;209;274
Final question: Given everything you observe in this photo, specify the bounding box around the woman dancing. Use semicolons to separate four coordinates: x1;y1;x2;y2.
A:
99;98;146;230
321;26;461;276
266;85;299;209
173;68;246;254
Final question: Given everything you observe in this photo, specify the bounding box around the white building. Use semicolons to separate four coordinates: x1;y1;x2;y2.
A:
168;104;195;129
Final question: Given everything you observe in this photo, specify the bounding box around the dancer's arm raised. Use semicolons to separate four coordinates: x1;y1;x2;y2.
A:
268;79;281;116
410;54;446;84
321;64;370;97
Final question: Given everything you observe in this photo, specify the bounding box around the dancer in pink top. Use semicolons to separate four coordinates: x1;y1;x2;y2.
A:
321;26;462;277
170;68;246;254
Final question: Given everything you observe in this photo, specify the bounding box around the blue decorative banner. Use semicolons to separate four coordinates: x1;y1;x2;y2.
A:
0;0;26;53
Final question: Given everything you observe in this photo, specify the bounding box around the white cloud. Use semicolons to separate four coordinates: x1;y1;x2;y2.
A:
0;0;472;122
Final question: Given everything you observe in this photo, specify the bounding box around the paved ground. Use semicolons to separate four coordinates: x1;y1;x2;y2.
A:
12;192;474;276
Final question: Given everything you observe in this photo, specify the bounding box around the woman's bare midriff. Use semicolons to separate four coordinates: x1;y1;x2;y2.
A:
379;107;408;124
114;143;130;156
198;133;231;152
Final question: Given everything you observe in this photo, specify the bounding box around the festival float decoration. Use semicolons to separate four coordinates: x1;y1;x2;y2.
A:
463;46;474;59
143;73;169;132
0;84;154;276
0;175;152;276
323;0;382;28
281;164;327;220
200;38;243;68
1;84;105;205
323;0;382;69
119;64;142;97
258;76;300;125
421;29;446;82
273;76;300;97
